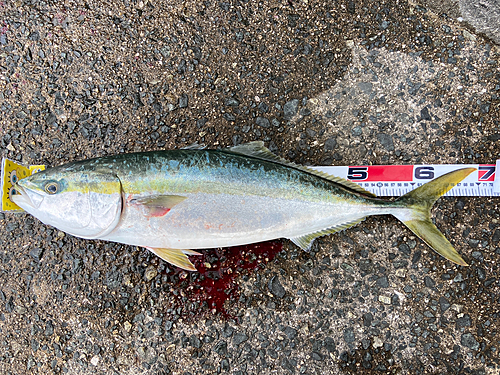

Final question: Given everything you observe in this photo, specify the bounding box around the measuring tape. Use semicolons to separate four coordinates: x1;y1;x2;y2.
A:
312;161;500;197
1;158;499;212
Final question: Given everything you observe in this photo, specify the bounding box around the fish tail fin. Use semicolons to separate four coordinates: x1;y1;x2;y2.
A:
393;168;476;266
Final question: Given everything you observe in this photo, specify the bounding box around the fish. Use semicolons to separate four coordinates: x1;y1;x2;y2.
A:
11;141;474;271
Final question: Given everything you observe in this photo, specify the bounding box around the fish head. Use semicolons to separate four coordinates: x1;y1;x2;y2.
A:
11;166;123;239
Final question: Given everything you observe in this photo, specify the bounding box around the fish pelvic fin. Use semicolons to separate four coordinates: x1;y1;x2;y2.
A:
145;247;202;271
394;168;476;266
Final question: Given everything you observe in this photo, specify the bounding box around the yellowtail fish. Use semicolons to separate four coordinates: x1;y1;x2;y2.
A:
11;142;474;271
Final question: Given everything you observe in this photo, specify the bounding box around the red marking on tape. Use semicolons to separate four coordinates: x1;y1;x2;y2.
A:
478;164;495;181
350;165;413;181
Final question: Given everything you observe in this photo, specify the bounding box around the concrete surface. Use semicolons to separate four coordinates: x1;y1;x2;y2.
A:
1;0;499;374
417;0;500;45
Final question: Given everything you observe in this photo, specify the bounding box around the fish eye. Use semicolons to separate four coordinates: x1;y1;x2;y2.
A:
44;182;59;195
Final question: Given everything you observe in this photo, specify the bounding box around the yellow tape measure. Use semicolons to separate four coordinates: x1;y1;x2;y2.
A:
1;158;45;212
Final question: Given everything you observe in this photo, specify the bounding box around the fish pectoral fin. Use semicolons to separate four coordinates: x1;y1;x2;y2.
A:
289;218;366;251
131;195;187;217
145;247;201;271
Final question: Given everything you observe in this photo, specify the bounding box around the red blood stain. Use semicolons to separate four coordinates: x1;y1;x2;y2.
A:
164;240;283;320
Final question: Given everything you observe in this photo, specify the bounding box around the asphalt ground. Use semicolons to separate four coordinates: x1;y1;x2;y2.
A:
0;0;499;374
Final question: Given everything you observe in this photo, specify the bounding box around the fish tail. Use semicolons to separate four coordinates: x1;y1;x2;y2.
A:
393;168;476;266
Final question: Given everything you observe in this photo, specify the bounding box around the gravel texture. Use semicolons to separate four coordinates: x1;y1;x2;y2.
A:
1;0;500;374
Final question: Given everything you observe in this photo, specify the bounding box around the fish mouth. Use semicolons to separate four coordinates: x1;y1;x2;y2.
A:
11;183;44;209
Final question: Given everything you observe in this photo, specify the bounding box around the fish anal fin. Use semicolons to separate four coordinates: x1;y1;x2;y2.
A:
224;141;375;197
131;195;187;217
290;218;366;251
290;235;316;251
145;247;201;271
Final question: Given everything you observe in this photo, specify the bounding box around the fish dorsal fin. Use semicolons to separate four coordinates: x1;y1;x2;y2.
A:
224;141;376;197
225;141;289;164
145;247;202;271
131;195;187;217
181;142;206;150
290;217;366;251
